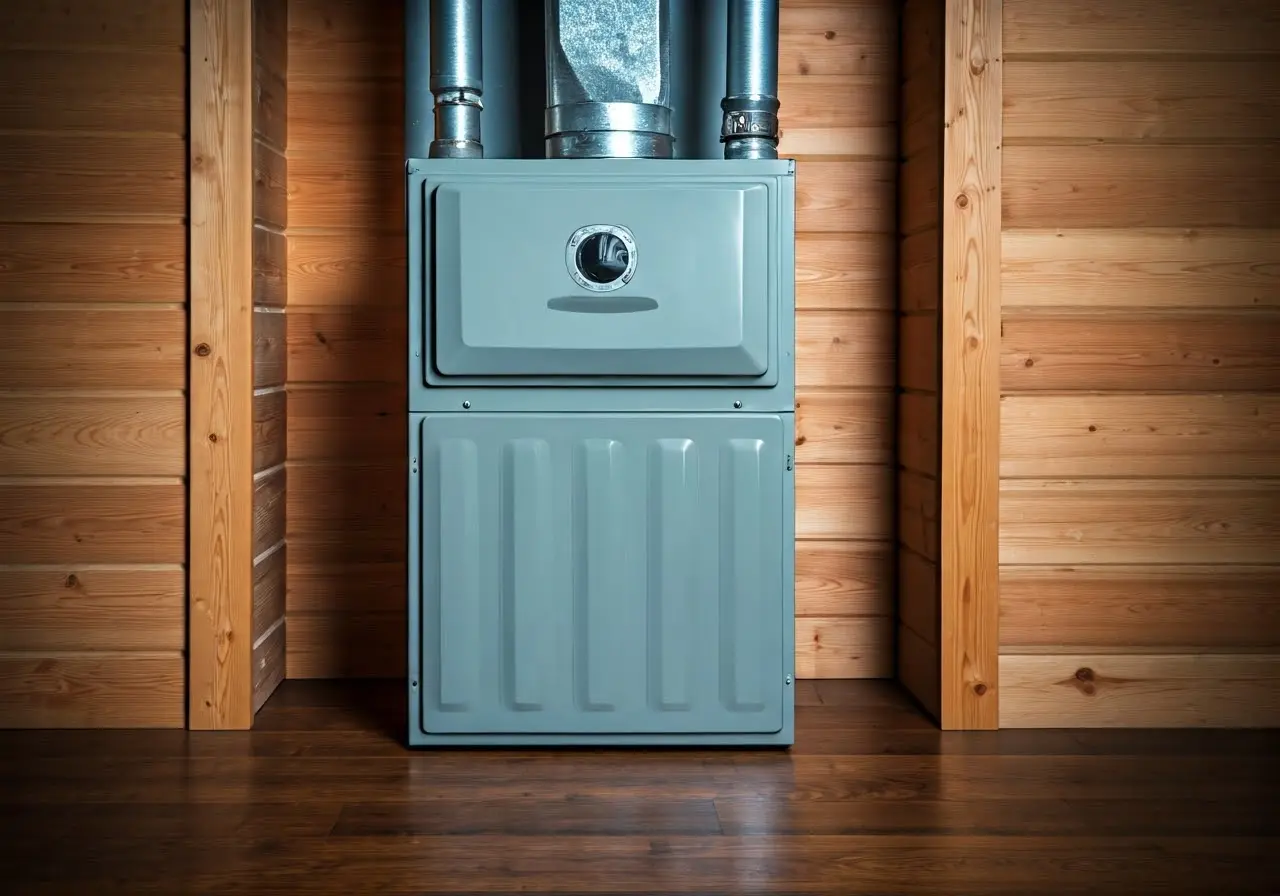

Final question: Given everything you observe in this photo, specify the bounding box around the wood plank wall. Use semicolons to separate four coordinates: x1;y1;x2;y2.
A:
0;0;188;727
998;0;1280;726
252;0;289;712
284;0;902;679
895;0;942;718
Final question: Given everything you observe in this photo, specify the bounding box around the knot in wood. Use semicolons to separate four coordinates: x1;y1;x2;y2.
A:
194;343;212;357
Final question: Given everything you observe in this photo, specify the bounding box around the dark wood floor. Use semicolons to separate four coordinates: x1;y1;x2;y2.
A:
1;680;1277;894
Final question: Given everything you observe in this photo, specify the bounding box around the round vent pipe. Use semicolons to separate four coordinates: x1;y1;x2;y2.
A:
721;0;780;160
429;0;484;159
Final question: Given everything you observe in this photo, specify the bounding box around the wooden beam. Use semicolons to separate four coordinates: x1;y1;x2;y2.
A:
189;0;255;730
939;0;1002;729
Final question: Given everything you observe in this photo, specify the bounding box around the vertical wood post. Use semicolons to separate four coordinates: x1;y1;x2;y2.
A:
189;0;256;730
939;0;1002;729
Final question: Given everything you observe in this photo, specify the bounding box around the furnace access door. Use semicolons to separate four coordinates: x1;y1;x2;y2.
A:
412;163;793;393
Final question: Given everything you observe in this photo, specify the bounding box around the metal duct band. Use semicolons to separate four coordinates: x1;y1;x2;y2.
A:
544;0;674;159
544;102;673;159
721;0;780;160
429;0;484;159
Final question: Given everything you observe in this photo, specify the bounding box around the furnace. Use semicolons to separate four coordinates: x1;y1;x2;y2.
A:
406;0;796;746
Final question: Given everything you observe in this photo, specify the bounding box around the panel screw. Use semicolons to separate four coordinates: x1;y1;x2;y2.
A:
785;675;792;685
462;401;471;409
411;680;418;689
733;400;743;409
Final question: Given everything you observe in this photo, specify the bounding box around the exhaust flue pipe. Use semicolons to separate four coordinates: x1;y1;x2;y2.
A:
429;0;484;158
721;0;780;160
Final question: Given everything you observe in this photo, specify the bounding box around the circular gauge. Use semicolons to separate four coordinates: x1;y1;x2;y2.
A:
565;224;637;292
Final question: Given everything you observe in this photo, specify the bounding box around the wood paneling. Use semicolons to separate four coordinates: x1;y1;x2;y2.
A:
253;226;288;308
0;224;186;304
898;313;937;392
1000;479;1280;566
0;481;184;565
0;135;185;222
1000;0;1280;729
253;140;288;229
0;652;185;729
1004;60;1280;144
189;0;256;730
999;654;1280;728
0;395;184;477
900;229;939;313
1004;145;1280;230
253;544;287;640
0;0;189;729
1002;394;1280;478
898;392;938;477
899;548;940;645
899;469;939;564
1002;229;1280;310
795;616;895;679
898;622;941;719
252;619;286;713
1001;566;1280;651
938;0;1002;730
1003;0;1280;54
253;389;288;472
795;391;893;465
285;0;902;679
1003;312;1280;393
0;308;186;389
0;567;184;652
254;310;287;389
252;466;287;557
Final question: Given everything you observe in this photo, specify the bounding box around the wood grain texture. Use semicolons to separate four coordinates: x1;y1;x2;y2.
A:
286;561;404;615
0;224;186;304
0;481;184;565
1001;565;1280;652
287;155;403;232
999;654;1280;728
1001;394;1280;478
899;469;939;564
794;391;893;465
0;49;185;135
1003;0;1280;54
795;616;894;679
253;466;286;558
1000;479;1280;565
1002;229;1280;310
253;0;287;147
900;228;939;313
1004;145;1280;230
0;134;185;222
898;313;937;393
253;225;287;308
899;548;940;646
189;0;256;730
900;147;940;236
795;160;896;234
0;0;186;51
795;235;894;310
254;309;287;388
286;612;403;679
898;391;938;477
287;76;404;160
287;232;405;308
252;619;285;713
939;0;1001;729
795;542;894;617
1004;59;1280;144
1002;312;1280;393
0;395;184;477
795;311;894;389
0;308;185;389
286;307;402;384
253;545;287;640
0;567;184;652
796;464;893;541
253;389;287;472
777;1;897;77
898;622;942;720
287;384;404;461
253;140;287;229
0;652;185;729
287;0;404;81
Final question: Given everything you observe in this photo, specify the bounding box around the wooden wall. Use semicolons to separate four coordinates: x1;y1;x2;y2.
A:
895;0;942;718
0;1;188;727
284;0;903;679
998;0;1280;726
252;0;289;712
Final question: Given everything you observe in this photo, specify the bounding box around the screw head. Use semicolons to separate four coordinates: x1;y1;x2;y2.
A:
733;400;743;409
462;401;471;409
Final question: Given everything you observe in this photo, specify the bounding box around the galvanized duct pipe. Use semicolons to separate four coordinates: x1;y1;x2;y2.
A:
429;0;484;159
721;0;780;160
544;0;674;159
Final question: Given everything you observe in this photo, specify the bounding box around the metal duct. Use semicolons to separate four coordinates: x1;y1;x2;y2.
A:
544;0;674;159
429;0;484;159
721;0;780;160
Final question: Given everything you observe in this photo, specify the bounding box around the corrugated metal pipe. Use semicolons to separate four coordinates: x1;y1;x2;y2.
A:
721;0;780;160
429;0;484;158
